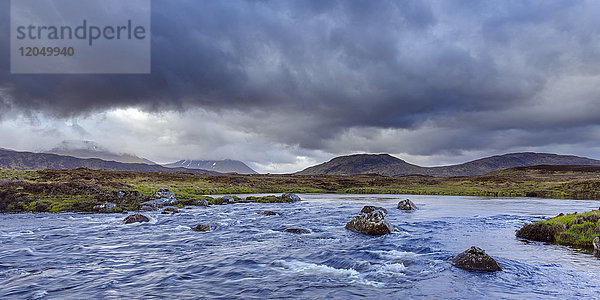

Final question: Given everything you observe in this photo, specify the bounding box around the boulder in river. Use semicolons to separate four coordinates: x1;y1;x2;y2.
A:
161;206;180;214
192;222;219;232
345;206;393;236
284;228;310;234
361;206;388;214
397;199;417;210
260;210;280;216
451;246;502;272
281;193;301;202
123;214;150;224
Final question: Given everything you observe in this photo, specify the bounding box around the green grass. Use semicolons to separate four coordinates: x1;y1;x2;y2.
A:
2;166;600;213
519;210;600;248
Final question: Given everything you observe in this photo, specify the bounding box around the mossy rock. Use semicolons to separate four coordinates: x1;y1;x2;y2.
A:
517;210;600;248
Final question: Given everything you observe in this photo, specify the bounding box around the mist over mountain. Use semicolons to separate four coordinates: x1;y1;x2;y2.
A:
47;140;156;165
297;152;600;177
164;159;257;174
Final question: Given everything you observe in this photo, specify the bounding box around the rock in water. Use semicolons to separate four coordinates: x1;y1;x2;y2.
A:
192;222;219;232
281;193;301;202
345;206;393;236
260;211;280;216
284;228;310;234
397;199;417;210
123;214;150;224
361;206;388;214
451;246;502;272
213;196;235;205
197;199;210;207
594;237;600;251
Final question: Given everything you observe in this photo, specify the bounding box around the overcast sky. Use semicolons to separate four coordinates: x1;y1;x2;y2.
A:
2;0;600;173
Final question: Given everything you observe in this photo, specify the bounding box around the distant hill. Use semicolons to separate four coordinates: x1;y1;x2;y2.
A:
296;152;600;177
0;148;222;175
47;140;156;165
164;159;257;174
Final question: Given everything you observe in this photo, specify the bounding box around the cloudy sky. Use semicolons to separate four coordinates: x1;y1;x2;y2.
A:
2;0;600;173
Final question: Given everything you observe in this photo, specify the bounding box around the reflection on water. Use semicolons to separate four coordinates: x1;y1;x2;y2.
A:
1;194;599;299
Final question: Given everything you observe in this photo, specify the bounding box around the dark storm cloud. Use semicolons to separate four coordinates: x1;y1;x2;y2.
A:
2;0;600;156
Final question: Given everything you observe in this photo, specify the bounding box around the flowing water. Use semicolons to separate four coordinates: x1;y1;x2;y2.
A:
1;194;600;299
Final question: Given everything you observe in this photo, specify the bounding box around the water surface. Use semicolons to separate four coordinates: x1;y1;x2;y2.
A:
1;194;599;299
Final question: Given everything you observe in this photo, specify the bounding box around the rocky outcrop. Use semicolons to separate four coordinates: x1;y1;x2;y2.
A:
123;214;150;224
397;199;417;210
284;228;310;234
345;206;393;236
192;222;219;232
594;237;600;251
141;188;178;209
451;246;502;272
260;211;280;216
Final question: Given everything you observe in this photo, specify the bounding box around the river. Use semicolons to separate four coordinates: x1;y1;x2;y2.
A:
1;194;599;299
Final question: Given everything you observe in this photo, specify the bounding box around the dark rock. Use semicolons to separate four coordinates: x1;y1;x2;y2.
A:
260;210;280;216
281;193;301;202
345;209;394;236
397;199;417;210
284;228;310;234
361;206;387;214
192;222;219;232
451;246;502;272
516;222;560;243
123;214;150;224
162;206;179;214
196;199;210;207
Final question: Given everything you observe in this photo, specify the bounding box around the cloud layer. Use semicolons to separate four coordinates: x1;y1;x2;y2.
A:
2;0;600;172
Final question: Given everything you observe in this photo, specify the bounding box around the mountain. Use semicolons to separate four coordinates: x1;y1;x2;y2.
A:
0;148;222;175
296;152;600;177
47;140;156;165
164;159;257;174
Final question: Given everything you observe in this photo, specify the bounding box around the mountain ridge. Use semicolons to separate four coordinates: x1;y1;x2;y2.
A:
0;148;223;175
163;159;257;174
296;152;600;177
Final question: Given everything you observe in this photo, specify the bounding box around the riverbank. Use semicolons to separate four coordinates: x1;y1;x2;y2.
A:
1;165;600;213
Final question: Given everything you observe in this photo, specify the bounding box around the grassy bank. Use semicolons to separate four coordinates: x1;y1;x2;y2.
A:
1;165;600;213
517;210;600;248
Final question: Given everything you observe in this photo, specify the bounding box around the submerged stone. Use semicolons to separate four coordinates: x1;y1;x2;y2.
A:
192;222;219;232
260;210;280;216
451;246;502;272
284;228;310;234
